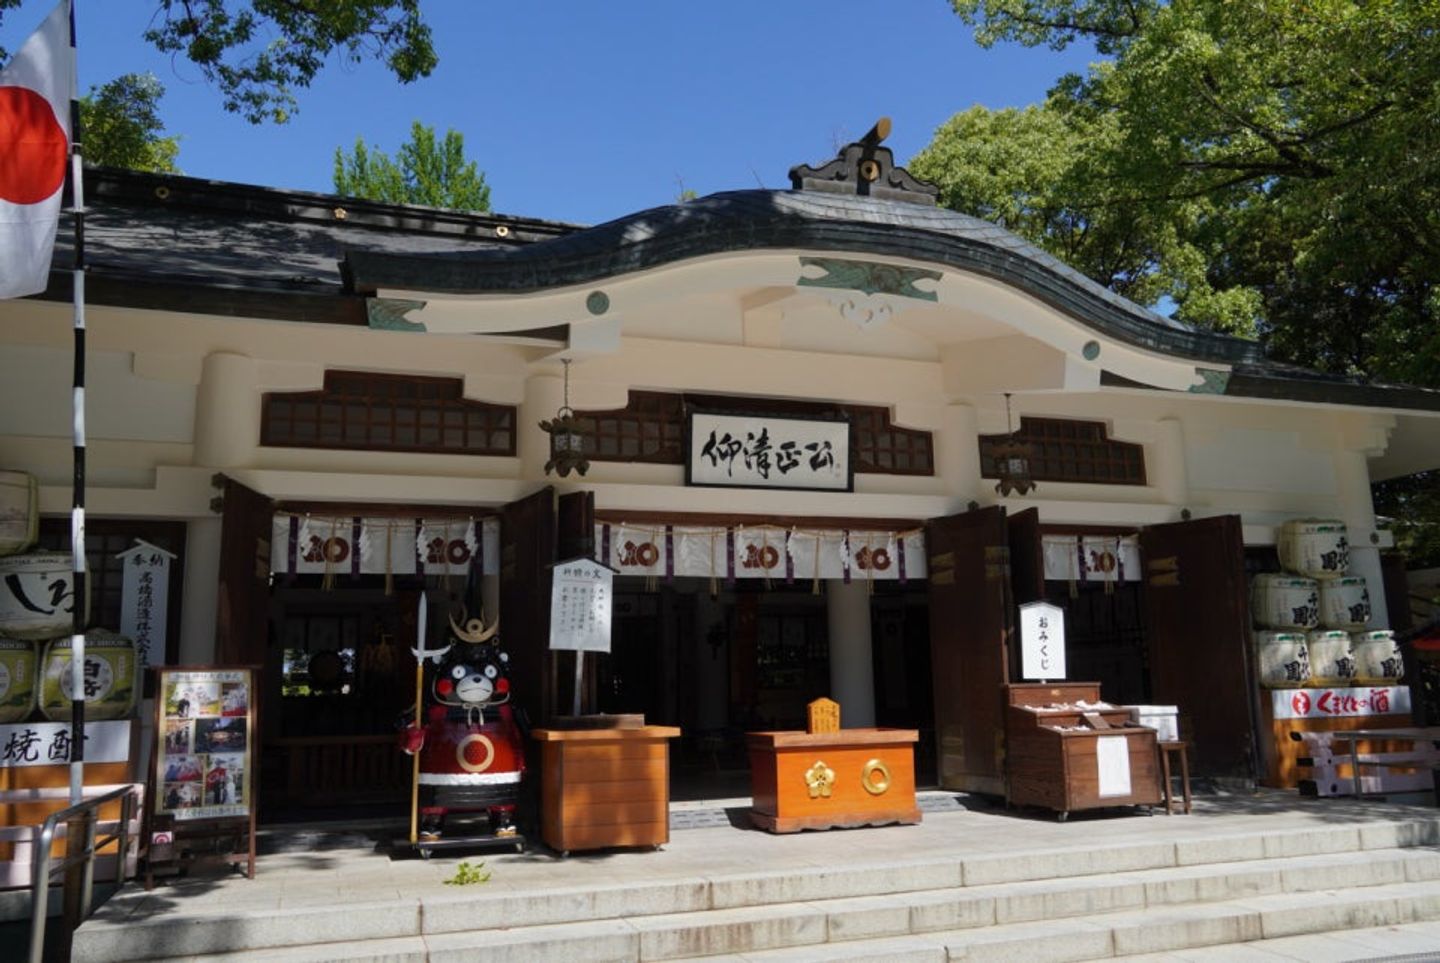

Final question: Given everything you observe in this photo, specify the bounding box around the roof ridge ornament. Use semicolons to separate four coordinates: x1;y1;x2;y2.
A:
788;118;939;206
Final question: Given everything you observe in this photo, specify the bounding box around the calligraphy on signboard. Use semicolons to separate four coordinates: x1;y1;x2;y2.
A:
687;413;851;491
548;559;615;654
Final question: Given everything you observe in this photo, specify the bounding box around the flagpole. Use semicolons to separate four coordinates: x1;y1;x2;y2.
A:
65;0;86;806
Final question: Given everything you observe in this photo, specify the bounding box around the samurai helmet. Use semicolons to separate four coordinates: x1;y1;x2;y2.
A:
449;607;499;644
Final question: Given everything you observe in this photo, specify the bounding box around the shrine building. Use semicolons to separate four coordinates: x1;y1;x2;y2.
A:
3;131;1438;815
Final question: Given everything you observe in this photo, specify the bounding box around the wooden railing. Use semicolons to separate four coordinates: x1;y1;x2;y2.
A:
269;735;410;807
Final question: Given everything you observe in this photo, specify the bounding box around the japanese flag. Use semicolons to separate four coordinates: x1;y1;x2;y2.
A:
0;1;74;300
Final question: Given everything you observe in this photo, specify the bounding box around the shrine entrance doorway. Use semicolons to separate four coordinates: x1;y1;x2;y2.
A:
597;572;933;801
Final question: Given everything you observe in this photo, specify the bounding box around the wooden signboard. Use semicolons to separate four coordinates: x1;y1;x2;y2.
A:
145;665;258;884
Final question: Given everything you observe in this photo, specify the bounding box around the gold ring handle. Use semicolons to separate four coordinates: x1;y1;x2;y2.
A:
861;758;891;795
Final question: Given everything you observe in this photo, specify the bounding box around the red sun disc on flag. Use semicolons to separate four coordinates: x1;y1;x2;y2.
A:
0;86;67;204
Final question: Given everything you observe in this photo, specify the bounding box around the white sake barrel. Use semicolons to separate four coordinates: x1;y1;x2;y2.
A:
1306;630;1354;685
1277;519;1349;580
0;471;38;556
1251;574;1319;629
38;631;136;722
1255;632;1311;688
0;553;89;640
0;638;36;724
1351;630;1403;685
1319;576;1371;629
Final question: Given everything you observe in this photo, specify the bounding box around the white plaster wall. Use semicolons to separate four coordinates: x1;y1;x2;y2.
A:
0;277;1409;660
0;343;196;443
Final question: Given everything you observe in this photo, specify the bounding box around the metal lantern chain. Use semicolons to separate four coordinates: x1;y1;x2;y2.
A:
540;359;591;477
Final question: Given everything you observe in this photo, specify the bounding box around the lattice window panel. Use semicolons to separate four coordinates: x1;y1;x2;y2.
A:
262;371;516;456
572;391;686;463
979;417;1146;486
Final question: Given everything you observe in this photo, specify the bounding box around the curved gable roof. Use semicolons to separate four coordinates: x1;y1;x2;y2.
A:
343;188;1265;366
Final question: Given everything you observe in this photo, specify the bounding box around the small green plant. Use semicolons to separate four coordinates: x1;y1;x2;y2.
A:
442;860;491;886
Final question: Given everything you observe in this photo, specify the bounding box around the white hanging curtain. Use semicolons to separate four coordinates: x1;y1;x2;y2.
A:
1040;534;1141;584
270;514;499;576
593;522;926;582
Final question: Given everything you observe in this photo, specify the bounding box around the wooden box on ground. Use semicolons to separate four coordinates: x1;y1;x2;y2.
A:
747;728;920;833
1005;683;1162;818
533;723;680;855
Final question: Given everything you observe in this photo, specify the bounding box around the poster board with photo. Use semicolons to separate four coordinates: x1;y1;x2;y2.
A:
146;666;258;882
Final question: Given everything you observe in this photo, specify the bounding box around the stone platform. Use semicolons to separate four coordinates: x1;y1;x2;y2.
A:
68;789;1440;961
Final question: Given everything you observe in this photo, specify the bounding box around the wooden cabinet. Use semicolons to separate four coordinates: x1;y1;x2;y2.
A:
747;728;921;833
1005;683;1162;818
533;725;680;855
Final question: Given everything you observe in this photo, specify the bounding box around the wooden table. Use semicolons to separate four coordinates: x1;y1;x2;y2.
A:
1330;727;1440;799
747;728;920;833
532;725;680;855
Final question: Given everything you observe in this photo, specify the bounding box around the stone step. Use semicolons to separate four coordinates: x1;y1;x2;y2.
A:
1111;917;1440;961
720;878;1440;962
73;819;1440;962
408;855;1440;963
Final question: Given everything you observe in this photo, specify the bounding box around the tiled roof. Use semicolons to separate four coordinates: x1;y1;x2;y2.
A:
344;189;1264;366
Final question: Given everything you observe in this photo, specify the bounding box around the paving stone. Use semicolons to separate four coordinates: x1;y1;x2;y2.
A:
159;936;429;962
990;876;1147;924
630;903;827;960
1262;826;1362;859
1173;832;1268;866
944;917;1114;962
906;889;997;933
962;842;1174;885
1143;862;1282;905
1108;903;1263;955
1257;890;1408;939
421;878;710;932
72;899;420;962
815;893;913;941
423;919;639;963
707;861;960;909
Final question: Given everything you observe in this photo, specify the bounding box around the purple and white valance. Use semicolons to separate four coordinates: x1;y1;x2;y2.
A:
270;515;500;577
593;523;926;582
1041;535;1141;584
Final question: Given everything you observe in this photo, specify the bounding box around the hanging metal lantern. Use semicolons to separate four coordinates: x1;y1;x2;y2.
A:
539;359;590;477
993;393;1036;497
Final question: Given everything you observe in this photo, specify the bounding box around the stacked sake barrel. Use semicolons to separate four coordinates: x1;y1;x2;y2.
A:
0;470;135;724
1253;519;1400;688
0;471;41;724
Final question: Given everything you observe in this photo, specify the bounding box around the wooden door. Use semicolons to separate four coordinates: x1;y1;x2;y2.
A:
1007;508;1045;607
500;486;556;726
215;476;273;666
1006;508;1044;682
556;490;595;562
1139;515;1257;779
925;505;1012;795
555;490;598;714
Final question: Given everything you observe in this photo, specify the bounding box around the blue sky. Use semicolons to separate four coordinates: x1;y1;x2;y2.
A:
4;1;1094;225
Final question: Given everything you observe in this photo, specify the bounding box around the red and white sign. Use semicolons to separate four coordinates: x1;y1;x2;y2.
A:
1271;686;1411;720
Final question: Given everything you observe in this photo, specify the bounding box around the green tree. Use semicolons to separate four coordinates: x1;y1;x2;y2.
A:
79;73;181;173
931;0;1440;382
0;1;436;124
334;122;491;211
932;0;1440;566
